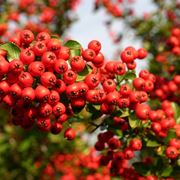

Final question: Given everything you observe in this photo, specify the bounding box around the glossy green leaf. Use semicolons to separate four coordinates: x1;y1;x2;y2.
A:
161;166;173;177
76;65;92;81
0;42;20;61
133;162;151;176
146;139;160;147
64;40;82;57
124;70;136;80
128;115;140;129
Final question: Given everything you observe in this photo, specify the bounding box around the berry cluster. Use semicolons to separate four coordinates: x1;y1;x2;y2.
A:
0;0;80;43
0;29;147;138
37;149;111;180
94;0;134;17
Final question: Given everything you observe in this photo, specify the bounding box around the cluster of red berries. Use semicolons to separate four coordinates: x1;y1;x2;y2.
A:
94;0;134;17
37;149;111;180
151;75;180;103
0;29;147;138
0;0;80;43
167;27;180;56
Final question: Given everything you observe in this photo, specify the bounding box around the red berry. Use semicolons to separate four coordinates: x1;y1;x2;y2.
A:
54;59;68;74
88;40;101;53
22;87;35;102
51;122;62;134
33;41;47;56
70;56;86;72
20;49;35;65
137;48;148;59
35;85;50;101
63;69;77;84
52;102;66;117
130;138;142;151
41;51;56;68
103;79;116;92
18;71;33;88
82;49;96;61
85;73;100;89
28;61;45;77
64;128;76;140
40;72;57;87
165;146;179;159
114;62;126;75
20;29;34;44
135;103;150;120
9;59;23;74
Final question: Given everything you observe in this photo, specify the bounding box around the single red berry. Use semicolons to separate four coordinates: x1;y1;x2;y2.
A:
52;102;66;117
40;72;57;87
54;59;68;74
82;49;96;61
9;83;22;98
20;29;34;44
119;84;131;97
41;51;56;68
70;56;86;73
114;62;126;75
130;138;142;151
46;38;61;53
103;79;116;92
124;148;134;160
64;128;76;140
51;122;62;134
33;41;47;56
20;49;35;65
18;71;33;88
36;117;51;132
88;40;101;53
137;48;148;59
108;137;121;149
166;146;179;159
105;61;116;73
133;77;145;90
63;70;77;85
36;31;51;43
9;59;23;74
106;91;120;105
48;90;60;105
84;73;100;89
39;103;52;117
35;85;50;101
135;103;150;120
121;47;136;63
58;46;70;60
21;87;35;102
28;61;45;77
0;81;10;95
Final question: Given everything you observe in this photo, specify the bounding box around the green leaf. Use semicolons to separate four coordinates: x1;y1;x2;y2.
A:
146;139;160;147
64;40;82;57
161;166;173;177
164;129;177;143
115;130;123;138
172;102;180;124
133;162;151;176
124;70;136;80
76;65;92;81
128;115;140;129
0;42;20;61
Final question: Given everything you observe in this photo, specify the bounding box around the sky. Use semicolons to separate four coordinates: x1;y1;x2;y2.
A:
68;0;157;72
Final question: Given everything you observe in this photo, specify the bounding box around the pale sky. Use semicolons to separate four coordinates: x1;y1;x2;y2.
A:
68;0;156;72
